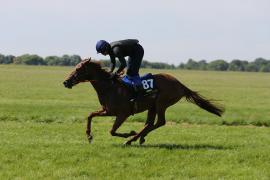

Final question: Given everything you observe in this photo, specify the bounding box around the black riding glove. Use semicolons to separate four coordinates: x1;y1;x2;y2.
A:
109;72;118;79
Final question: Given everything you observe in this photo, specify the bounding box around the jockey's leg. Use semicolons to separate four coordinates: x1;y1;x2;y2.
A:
127;71;144;101
126;49;144;101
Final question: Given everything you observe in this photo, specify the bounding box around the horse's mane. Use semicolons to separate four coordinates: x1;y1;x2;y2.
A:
80;58;111;80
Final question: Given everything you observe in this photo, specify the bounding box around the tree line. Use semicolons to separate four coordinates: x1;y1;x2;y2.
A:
0;53;270;72
0;53;176;69
0;54;81;66
179;58;270;72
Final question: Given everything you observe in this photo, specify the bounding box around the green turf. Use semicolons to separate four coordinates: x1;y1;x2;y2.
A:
0;65;270;126
1;65;270;179
1;121;270;179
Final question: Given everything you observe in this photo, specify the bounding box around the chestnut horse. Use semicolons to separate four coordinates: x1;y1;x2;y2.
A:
63;58;224;145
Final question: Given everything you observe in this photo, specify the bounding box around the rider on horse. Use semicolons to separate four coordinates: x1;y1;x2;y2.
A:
96;39;144;98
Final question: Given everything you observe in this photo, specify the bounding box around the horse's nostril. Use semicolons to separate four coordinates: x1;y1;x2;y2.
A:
63;80;73;89
63;81;69;87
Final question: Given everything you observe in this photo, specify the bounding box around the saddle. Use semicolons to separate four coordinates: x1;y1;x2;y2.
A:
121;73;158;98
118;73;158;115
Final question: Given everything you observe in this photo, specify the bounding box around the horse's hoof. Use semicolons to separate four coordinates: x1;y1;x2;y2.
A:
130;130;137;136
139;137;145;145
87;135;93;144
124;141;132;146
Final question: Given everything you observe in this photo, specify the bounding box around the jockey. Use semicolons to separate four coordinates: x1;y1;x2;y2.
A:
96;39;144;97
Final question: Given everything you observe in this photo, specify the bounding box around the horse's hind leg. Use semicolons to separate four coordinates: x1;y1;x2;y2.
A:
137;95;181;144
139;106;156;145
139;108;166;144
110;115;137;138
138;93;183;144
124;107;166;145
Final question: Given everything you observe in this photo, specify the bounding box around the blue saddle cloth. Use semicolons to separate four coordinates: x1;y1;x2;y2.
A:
122;75;141;86
122;73;156;91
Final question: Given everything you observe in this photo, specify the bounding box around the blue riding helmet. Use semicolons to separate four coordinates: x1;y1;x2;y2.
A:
96;40;110;53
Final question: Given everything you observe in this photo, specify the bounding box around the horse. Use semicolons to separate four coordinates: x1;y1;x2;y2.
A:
63;58;224;145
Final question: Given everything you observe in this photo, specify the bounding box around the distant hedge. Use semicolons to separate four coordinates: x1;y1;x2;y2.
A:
0;53;270;72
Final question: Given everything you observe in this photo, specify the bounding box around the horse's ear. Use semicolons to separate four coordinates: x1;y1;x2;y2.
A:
82;57;91;63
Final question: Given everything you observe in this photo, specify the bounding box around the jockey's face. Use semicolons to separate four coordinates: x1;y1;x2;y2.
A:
101;50;108;56
101;45;110;56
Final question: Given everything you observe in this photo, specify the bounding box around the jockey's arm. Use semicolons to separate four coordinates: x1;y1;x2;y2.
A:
116;57;127;74
112;47;127;74
109;55;116;73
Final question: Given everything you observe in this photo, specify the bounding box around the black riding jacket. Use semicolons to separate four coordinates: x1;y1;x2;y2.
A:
108;39;139;73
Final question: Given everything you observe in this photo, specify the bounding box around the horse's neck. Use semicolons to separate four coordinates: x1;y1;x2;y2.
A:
90;80;112;96
90;79;129;104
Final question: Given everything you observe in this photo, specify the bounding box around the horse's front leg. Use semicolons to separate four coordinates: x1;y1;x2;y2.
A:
86;108;108;143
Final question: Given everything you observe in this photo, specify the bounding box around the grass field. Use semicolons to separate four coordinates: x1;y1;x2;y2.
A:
1;121;270;179
1;65;270;179
1;64;270;126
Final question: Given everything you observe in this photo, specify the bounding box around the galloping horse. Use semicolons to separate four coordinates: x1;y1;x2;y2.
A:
63;58;224;145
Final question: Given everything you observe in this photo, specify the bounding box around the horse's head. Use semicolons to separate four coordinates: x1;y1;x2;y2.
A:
63;58;104;89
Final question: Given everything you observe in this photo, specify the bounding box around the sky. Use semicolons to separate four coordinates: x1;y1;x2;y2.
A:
0;0;269;65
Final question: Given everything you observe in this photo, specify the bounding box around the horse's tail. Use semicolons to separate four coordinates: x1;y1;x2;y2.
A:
182;84;224;117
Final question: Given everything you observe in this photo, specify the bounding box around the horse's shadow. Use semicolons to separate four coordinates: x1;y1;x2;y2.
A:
115;143;236;150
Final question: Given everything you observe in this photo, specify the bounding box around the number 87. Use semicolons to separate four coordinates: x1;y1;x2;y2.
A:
142;79;153;89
